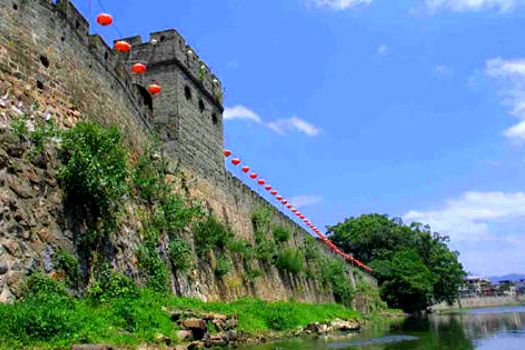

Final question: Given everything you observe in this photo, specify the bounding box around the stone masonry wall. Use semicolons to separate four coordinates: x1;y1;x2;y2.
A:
0;0;376;306
119;30;225;182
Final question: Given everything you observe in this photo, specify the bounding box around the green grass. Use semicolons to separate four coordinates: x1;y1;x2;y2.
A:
162;297;361;335
0;286;360;349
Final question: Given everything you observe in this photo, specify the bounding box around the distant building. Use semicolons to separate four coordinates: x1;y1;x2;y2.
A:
459;276;523;298
460;276;491;298
497;280;517;297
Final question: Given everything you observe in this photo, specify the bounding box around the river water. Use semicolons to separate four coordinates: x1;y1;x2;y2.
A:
237;305;525;350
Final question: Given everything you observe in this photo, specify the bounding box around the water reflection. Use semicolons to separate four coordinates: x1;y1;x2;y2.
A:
236;306;525;350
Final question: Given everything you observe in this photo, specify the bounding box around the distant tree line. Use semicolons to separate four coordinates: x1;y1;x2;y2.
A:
328;214;466;313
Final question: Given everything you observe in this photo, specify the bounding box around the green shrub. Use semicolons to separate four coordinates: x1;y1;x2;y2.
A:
52;249;81;287
11;116;28;137
275;248;304;274
321;258;355;307
252;206;272;235
303;235;321;262
137;242;169;292
87;267;139;303
273;226;291;243
10;112;59;154
23;272;69;300
193;215;233;256
155;194;203;238
245;268;264;281
168;238;193;272
215;254;233;278
132;144;169;202
227;238;253;256
59;122;128;215
255;238;277;263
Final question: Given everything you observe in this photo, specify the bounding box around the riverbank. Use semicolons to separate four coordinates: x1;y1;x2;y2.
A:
432;295;525;313
0;276;367;350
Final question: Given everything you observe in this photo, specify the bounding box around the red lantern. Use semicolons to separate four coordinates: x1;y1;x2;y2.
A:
286;204;292;209
231;158;241;166
250;173;257;179
281;200;288;205
258;179;265;185
115;41;131;53
131;63;147;74
96;13;113;26
242;166;250;173
276;195;283;201
265;185;272;191
224;150;232;157
291;208;297;213
148;83;161;95
271;190;278;196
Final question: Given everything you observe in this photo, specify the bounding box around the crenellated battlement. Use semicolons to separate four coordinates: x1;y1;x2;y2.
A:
116;29;223;108
0;0;376;307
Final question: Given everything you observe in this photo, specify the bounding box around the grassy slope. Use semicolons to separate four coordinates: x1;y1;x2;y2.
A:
0;289;360;350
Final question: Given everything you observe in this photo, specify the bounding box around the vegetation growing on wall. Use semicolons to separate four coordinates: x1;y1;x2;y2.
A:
8;118;370;318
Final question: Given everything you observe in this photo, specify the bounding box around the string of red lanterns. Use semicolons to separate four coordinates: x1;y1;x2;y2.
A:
96;10;159;95
224;149;373;273
93;9;371;273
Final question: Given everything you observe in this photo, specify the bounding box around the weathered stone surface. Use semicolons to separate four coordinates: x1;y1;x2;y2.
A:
203;312;227;321
154;333;171;345
0;0;377;310
330;319;360;331
187;341;205;350
226;317;238;329
304;322;330;334
182;318;207;330
72;345;116;350
6;175;34;199
176;329;193;342
205;333;229;347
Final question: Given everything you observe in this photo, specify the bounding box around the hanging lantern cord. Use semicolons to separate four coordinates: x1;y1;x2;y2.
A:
95;0;124;38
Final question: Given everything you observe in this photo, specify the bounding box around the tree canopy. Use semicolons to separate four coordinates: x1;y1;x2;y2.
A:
328;214;465;313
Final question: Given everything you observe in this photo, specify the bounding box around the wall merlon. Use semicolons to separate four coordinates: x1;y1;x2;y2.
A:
55;0;89;42
118;35;143;47
149;29;184;43
88;34;113;62
117;29;223;107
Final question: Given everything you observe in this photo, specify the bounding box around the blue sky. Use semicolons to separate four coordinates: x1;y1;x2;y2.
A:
80;0;525;276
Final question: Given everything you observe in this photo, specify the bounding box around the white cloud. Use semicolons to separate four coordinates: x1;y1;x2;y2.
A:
377;45;389;56
312;0;372;10
403;191;525;241
268;117;321;137
485;58;525;141
503;120;525;140
405;191;525;275
224;105;321;137
289;195;323;208
223;105;262;123
433;65;454;77
425;0;525;12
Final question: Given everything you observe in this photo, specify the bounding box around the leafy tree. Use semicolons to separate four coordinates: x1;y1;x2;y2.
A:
328;214;465;312
371;249;433;313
